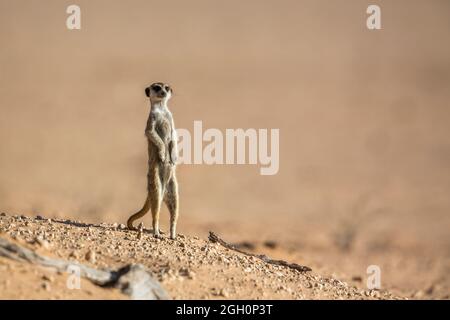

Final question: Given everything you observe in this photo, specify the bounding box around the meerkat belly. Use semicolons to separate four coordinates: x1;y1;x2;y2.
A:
156;120;172;161
156;120;172;145
147;119;173;186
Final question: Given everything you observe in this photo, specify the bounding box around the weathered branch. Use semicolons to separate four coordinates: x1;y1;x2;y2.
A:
208;231;312;272
0;237;170;300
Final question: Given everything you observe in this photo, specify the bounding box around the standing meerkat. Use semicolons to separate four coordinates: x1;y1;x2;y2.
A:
127;82;179;239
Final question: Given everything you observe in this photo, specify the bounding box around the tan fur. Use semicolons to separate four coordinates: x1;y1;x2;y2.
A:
127;82;179;239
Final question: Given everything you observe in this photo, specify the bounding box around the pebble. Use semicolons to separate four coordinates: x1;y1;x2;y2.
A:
85;250;96;264
42;275;54;283
370;290;380;298
352;275;362;282
42;282;51;291
219;288;229;298
187;270;196;280
35;237;51;250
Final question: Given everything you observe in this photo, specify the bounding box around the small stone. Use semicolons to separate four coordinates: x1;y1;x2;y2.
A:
42;275;54;283
179;267;196;280
0;212;6;217
42;282;51;291
47;219;52;224
112;223;119;229
370;290;380;298
35;237;51;250
425;285;435;295
263;240;278;249
85;250;96;263
187;270;196;280
119;224;126;230
219;288;229;298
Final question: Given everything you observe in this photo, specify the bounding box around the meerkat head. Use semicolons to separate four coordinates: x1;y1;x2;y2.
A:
145;82;173;104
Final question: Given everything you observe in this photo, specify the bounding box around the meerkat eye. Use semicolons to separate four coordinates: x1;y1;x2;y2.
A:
165;86;171;92
152;85;162;92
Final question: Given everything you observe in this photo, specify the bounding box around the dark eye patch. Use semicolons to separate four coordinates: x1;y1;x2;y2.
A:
165;86;171;92
152;84;162;92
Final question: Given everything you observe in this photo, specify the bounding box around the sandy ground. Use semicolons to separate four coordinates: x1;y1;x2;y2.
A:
0;1;449;299
0;213;407;300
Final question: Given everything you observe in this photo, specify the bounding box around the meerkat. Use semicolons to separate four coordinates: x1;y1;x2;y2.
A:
127;82;179;239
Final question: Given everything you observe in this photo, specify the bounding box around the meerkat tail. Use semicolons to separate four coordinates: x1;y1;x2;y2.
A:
127;195;151;230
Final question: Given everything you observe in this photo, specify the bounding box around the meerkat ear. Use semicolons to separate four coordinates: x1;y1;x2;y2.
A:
145;87;150;97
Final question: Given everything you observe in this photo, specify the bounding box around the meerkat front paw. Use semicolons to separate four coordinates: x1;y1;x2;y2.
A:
169;141;178;165
169;153;177;166
159;151;166;163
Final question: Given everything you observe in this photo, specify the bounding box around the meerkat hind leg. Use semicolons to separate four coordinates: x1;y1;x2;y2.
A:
149;175;163;238
164;176;179;240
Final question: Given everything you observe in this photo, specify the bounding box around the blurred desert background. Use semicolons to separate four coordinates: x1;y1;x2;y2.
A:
0;0;449;298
